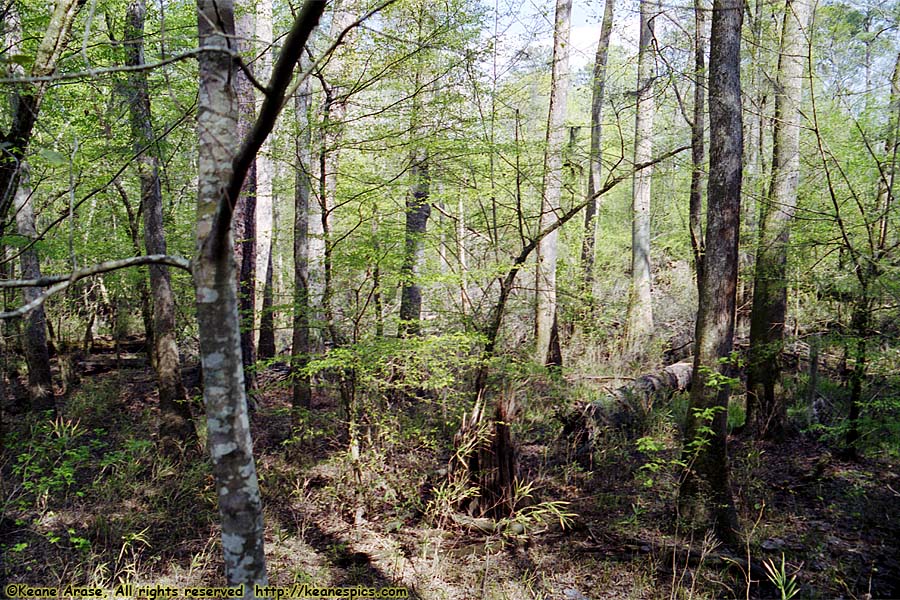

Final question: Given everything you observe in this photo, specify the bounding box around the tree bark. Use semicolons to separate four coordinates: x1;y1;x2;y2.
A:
292;77;313;411
535;0;571;367
745;0;811;439
678;0;743;546
195;0;266;588
843;292;869;459
312;0;356;347
689;0;706;282
124;0;195;450
581;0;615;295
233;6;258;394
14;171;54;413
626;0;657;353
255;0;274;348
258;250;276;359
398;146;430;336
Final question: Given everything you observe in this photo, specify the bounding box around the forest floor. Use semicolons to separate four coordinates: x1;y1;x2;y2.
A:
2;343;900;599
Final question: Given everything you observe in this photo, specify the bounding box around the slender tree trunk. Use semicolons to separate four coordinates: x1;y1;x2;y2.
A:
124;0;194;450
114;181;155;365
745;0;811;439
689;0;706;282
2;1;80;414
0;0;82;236
313;0;355;346
398;146;430;336
14;171;54;413
258;250;276;359
195;0;266;587
293;79;313;410
535;0;571;367
679;0;743;546
234;7;258;394
581;0;615;295
626;0;657;353
255;0;274;345
843;291;869;459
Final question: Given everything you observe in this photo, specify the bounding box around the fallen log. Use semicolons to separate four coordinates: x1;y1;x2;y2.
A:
562;360;694;456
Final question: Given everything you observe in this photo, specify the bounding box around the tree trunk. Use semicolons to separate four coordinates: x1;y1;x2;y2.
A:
843;293;869;459
234;7;258;395
398;147;430;336
626;0;657;353
0;0;82;236
453;391;517;519
745;0;811;439
581;0;615;295
124;0;195;450
292;78;313;411
313;0;356;347
14;172;54;413
258;250;276;359
678;0;743;546
535;0;571;367
255;0;274;347
689;0;706;282
115;181;155;366
3;2;77;414
195;0;266;587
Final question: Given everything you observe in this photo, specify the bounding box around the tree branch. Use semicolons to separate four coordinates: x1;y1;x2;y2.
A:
0;254;191;319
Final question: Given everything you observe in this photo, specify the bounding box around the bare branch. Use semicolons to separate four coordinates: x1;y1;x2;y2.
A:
0;46;239;85
0;254;191;319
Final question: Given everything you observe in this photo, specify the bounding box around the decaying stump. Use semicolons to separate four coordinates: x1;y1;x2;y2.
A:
452;390;517;519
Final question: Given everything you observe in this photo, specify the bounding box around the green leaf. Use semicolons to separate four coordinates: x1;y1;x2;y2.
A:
39;149;68;166
7;54;33;68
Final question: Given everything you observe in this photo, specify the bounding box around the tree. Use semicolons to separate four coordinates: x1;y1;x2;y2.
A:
2;0;87;413
124;0;195;449
0;0;82;237
398;144;430;336
255;0;275;359
233;1;258;394
535;0;571;367
13;169;54;412
581;0;616;295
689;0;706;281
745;0;812;438
398;30;431;337
626;0;657;353
679;0;743;545
194;0;268;585
293;73;313;411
